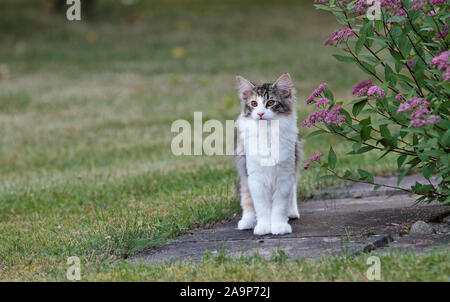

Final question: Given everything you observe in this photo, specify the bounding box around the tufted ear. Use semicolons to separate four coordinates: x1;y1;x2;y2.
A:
273;73;293;98
236;75;254;99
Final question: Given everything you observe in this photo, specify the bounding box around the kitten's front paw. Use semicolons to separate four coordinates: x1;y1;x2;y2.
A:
253;223;271;235
288;210;300;220
237;216;256;230
271;223;292;235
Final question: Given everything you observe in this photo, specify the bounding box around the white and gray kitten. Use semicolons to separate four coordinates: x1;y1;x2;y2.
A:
235;73;303;235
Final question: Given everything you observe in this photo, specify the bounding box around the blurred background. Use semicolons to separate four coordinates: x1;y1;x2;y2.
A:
0;0;375;184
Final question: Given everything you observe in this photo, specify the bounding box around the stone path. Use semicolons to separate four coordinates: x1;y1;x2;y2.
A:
129;176;450;264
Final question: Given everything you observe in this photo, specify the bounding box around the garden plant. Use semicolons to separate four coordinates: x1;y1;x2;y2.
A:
305;0;449;204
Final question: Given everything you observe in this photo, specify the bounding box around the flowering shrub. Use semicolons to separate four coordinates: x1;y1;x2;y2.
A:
305;0;449;203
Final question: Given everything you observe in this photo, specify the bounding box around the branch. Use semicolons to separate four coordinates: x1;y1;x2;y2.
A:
324;167;445;199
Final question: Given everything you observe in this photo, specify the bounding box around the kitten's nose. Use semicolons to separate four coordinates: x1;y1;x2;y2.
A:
257;112;264;117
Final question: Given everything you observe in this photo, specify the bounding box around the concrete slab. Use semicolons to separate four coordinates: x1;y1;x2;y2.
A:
129;193;450;264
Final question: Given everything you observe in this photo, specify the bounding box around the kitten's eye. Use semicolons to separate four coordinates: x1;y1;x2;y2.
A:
266;100;275;107
250;101;258;107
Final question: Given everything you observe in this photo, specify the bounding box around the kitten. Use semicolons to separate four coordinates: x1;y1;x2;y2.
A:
235;73;303;235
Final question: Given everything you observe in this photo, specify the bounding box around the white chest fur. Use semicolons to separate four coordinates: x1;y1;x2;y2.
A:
236;113;300;235
237;114;298;175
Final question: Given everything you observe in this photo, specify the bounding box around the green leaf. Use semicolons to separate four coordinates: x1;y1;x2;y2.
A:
387;16;406;24
348;96;368;105
332;54;356;63
328;146;337;170
398;35;411;58
379;125;392;139
305;129;326;140
352;99;367;117
395;60;403;73
343;169;354;179
355;36;365;55
378;138;393;148
360;108;377;114
422;150;445;157
412;182;434;194
370;119;393;127
377;149;391;161
423;162;435;180
323;87;334;101
361;53;381;64
384;64;397;86
389;48;403;64
414;138;438;150
340;108;352;124
360;124;371;141
374;20;384;32
397;154;407;169
367;35;389;46
396;73;415;84
348;146;375;154
415;65;425;86
320;174;337;181
360;117;371;141
357;169;374;183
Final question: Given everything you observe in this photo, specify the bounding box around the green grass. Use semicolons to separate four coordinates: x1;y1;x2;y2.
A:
65;249;450;281
0;0;422;281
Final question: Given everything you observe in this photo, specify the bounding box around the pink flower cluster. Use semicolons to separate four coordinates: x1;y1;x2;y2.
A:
395;94;404;101
406;58;415;70
301;105;345;128
302;83;346;128
430;51;449;71
350;0;447;19
324;29;354;46
303;152;324;170
326;105;346;126
321;0;445;17
411;2;425;10
314;97;331;107
351;80;385;99
351;0;369;14
445;69;450;81
351;80;373;97
314;0;353;4
301;109;328;128
436;24;449;39
380;0;402;10
396;97;440;128
306;83;328;104
352;0;403;15
367;85;385;99
408;0;447;19
430;0;446;4
397;97;428;113
430;51;450;81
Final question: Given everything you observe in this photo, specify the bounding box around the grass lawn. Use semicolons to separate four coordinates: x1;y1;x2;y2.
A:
90;249;450;282
0;0;443;281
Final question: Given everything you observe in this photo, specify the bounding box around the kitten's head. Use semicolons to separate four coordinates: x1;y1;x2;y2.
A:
236;73;295;120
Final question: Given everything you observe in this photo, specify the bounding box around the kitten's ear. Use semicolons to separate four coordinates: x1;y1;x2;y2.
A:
273;73;293;98
236;75;254;99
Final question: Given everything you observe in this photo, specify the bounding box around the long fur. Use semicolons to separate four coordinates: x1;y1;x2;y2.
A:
234;73;303;235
